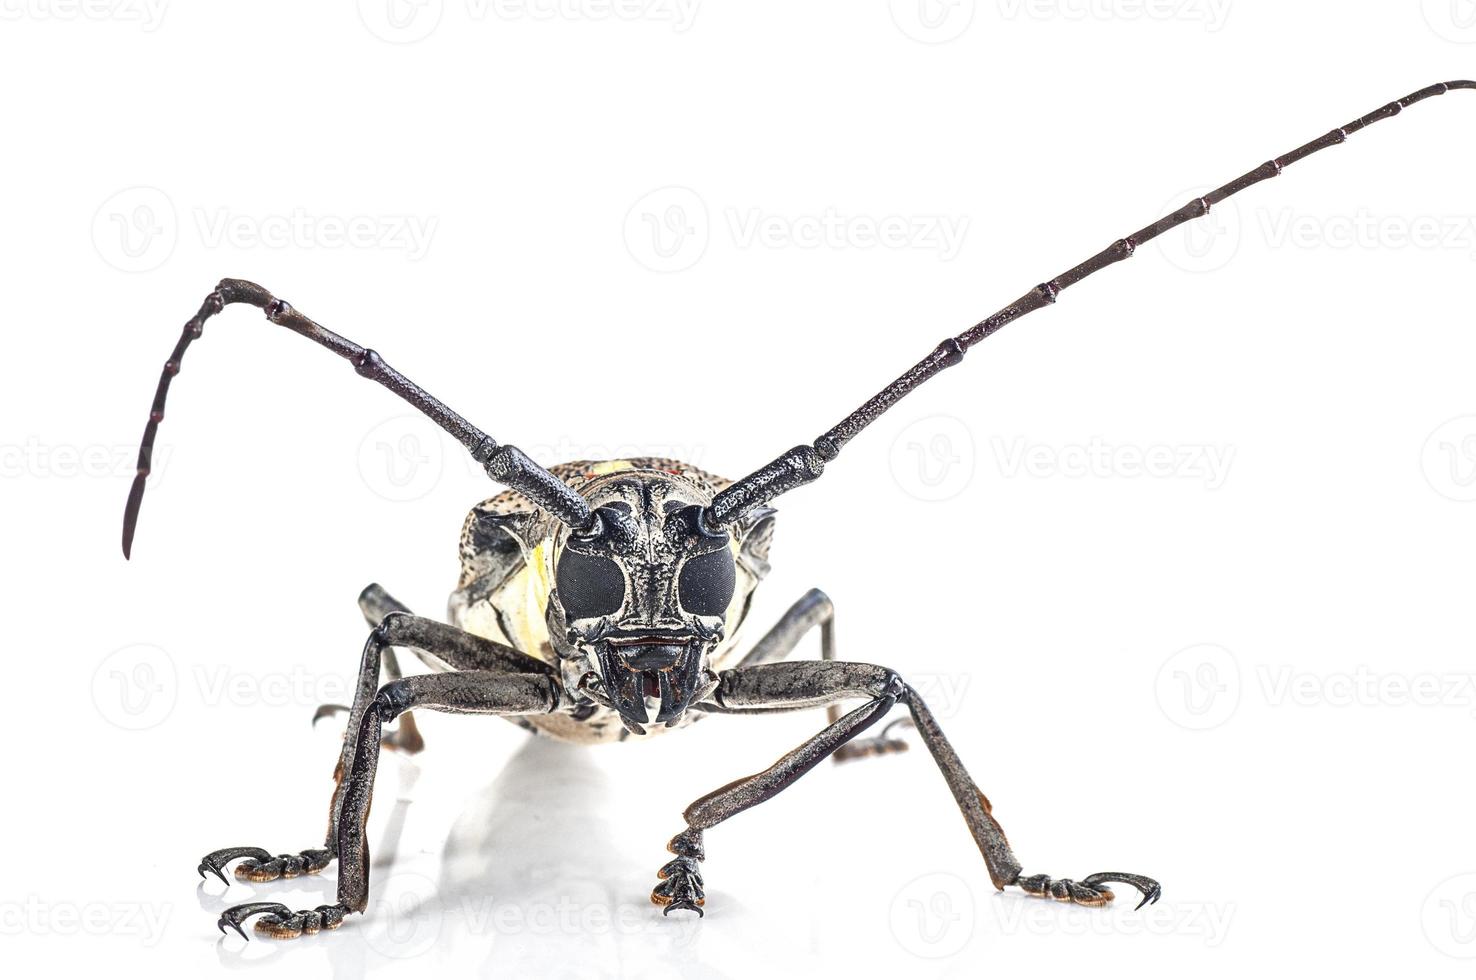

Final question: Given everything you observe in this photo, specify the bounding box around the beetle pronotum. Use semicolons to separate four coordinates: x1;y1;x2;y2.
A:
123;80;1472;939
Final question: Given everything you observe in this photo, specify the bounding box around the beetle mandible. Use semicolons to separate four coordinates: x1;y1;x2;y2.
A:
122;80;1473;939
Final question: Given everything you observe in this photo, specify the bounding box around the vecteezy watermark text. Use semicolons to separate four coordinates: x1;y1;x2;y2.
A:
0;897;169;944
0;0;168;29
995;0;1234;31
992;436;1236;490
623;186;970;272
727;208;969;261
193;208;437;260
0;438;166;481
1259;208;1476;259
357;0;700;43
93;186;438;272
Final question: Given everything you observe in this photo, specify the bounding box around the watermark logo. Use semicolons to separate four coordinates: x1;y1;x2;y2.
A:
1155;643;1239;730
890;872;975;957
92;644;177;731
1161;658;1476;727
624;186;709;273
1422;416;1476;502
357;0;444;42
1423;873;1476;958
1155;186;1241;274
360;872;443;958
91;652;369;729
890;415;976;502
92;186;177;273
92;187;437;270
359;415;446;502
889;0;975;43
624;188;969;271
1422;0;1476;43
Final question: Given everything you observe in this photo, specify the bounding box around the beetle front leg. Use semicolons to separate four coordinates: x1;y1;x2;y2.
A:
658;661;1160;915
654;685;899;915
200;614;404;887
217;670;564;940
655;662;901;914
197;615;397;888
199;612;553;888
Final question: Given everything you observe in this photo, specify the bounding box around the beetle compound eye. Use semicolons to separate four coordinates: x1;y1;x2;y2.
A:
556;550;626;619
678;547;736;618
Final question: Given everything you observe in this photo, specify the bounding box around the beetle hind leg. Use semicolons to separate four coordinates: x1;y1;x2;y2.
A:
735;588;914;764
832;716;913;763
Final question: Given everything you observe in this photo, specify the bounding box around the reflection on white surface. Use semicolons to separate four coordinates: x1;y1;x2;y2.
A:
199;730;829;978
186;705;1195;979
430;736;721;979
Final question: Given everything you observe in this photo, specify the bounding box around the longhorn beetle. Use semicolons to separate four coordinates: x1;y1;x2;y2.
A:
123;81;1472;940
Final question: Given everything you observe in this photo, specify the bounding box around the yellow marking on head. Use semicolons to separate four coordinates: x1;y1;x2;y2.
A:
531;540;552;603
497;539;553;658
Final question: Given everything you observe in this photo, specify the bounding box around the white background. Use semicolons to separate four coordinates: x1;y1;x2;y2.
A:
4;2;1476;977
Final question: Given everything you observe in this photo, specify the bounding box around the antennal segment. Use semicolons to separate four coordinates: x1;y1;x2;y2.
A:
708;80;1476;527
122;278;592;558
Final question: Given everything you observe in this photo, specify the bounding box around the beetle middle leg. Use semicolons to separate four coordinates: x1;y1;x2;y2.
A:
734;588;912;762
216;669;565;940
654;660;1160;916
313;583;427;754
198;613;553;887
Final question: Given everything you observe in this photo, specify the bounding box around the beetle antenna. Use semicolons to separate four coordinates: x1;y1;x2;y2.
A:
705;79;1476;527
122;278;593;558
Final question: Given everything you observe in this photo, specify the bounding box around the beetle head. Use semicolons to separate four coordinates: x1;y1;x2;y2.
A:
547;474;739;735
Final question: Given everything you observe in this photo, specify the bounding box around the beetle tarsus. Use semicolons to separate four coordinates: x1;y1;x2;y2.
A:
652;860;706;917
1085;871;1163;910
1014;871;1161;910
199;845;333;885
652;831;706;916
217;901;350;941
